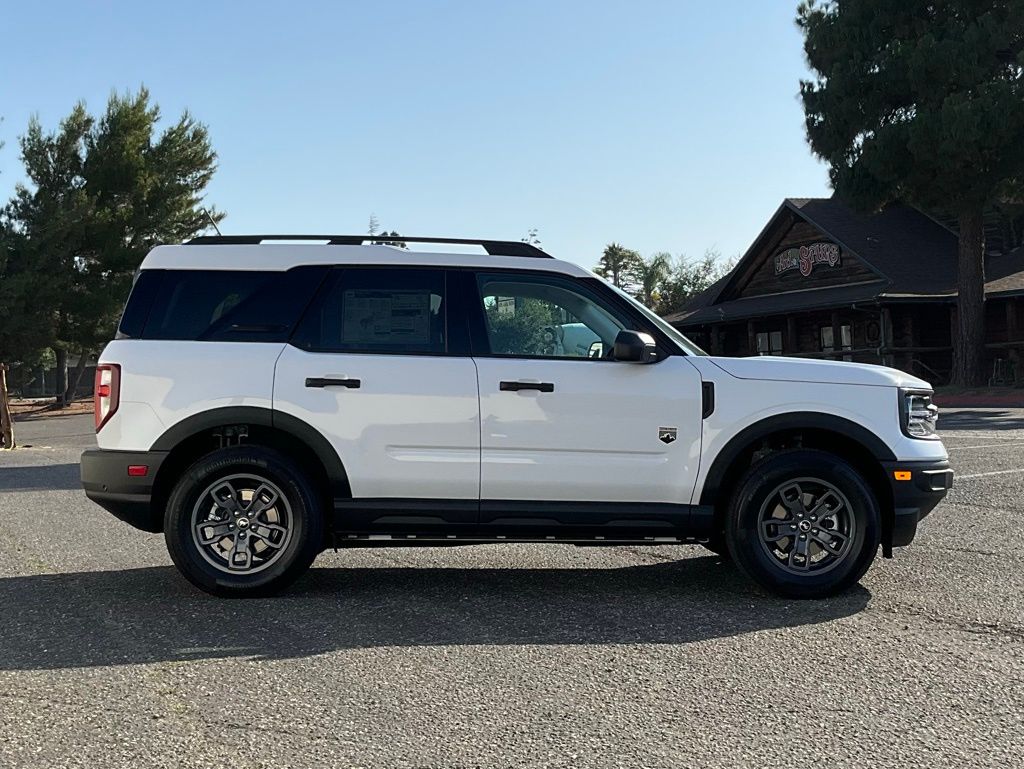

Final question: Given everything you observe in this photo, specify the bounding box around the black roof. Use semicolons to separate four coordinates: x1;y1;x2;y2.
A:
668;197;1024;327
787;198;957;295
669;282;885;325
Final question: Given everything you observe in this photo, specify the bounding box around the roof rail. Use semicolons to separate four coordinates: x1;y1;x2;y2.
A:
185;234;552;259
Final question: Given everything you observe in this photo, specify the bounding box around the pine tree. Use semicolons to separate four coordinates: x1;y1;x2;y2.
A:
3;88;223;405
798;0;1024;386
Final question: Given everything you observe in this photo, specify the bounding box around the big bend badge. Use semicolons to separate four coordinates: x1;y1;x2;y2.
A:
658;427;677;445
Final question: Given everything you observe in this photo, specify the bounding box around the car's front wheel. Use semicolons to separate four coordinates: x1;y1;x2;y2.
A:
164;446;324;597
725;449;880;599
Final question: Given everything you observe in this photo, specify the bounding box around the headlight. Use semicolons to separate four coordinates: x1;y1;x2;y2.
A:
900;388;939;439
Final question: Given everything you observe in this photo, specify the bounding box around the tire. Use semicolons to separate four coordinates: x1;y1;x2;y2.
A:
725;449;880;599
164;446;324;597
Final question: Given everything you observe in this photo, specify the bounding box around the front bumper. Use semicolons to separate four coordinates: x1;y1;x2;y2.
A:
881;459;954;548
80;449;168;533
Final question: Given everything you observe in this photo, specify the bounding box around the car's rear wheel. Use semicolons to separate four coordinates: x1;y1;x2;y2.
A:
164;446;323;597
725;449;880;599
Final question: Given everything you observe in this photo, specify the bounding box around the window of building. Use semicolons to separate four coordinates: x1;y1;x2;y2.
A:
820;324;853;360
755;330;784;355
293;268;446;354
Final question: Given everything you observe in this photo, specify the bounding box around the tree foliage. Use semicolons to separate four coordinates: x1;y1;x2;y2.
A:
593;243;732;315
367;214;407;248
634;252;672;309
484;298;562;355
652;250;734;315
0;88;222;401
797;0;1024;385
594;243;643;292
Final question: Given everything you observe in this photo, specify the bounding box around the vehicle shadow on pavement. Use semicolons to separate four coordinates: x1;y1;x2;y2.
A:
0;560;870;671
0;463;81;492
940;409;1024;431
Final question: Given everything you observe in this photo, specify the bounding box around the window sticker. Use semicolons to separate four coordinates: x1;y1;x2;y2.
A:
342;290;432;344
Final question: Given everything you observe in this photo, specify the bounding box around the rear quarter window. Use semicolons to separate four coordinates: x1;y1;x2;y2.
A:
117;270;163;338
122;267;326;342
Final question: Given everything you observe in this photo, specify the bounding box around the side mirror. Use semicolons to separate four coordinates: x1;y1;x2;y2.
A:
613;330;658;363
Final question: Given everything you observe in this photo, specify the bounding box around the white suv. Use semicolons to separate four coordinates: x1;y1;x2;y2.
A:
80;235;952;598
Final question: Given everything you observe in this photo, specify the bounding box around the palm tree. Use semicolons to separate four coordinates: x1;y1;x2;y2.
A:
634;252;671;308
595;243;642;290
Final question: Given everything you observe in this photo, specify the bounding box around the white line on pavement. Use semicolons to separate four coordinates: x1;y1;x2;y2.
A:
957;468;1024;479
947;441;1024;451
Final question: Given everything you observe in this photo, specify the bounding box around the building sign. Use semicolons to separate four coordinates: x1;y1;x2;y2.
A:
774;242;841;277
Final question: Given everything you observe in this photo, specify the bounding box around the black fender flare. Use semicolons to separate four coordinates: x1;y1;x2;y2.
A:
698;411;896;507
150;406;351;497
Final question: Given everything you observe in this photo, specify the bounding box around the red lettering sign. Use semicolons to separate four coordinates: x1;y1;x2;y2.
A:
774;243;841;277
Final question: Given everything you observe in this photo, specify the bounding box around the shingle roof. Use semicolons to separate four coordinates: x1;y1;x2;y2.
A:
986;245;1024;296
668;197;1024;327
787;198;959;295
662;274;730;324
673;281;886;325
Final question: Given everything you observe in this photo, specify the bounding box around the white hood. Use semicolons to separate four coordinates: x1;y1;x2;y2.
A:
707;356;932;389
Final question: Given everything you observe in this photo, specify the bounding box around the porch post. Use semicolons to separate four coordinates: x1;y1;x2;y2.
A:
881;307;895;368
710;325;722;355
747;321;756;356
899;311;916;374
786;315;798;355
1008;300;1022;386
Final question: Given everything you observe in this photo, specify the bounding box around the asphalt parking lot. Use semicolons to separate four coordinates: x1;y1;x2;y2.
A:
1;410;1022;768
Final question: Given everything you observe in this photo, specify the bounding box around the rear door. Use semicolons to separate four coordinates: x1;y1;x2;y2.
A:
273;267;480;533
466;270;704;533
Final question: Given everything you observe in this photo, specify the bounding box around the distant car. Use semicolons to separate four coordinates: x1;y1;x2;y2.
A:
80;235;952;598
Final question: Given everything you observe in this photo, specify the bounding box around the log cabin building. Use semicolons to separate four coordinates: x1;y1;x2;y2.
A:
666;197;1024;385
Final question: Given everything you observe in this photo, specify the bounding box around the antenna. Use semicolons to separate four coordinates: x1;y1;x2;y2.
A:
203;209;223;236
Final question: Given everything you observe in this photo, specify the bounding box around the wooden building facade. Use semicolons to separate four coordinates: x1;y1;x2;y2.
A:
667;198;1024;385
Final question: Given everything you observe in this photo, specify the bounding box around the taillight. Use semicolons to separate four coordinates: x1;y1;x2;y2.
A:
94;364;121;432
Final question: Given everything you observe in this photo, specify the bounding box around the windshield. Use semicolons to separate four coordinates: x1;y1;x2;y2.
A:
606;282;708;356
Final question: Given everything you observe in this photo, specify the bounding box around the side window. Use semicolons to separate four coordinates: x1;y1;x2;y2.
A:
293;268;446;354
476;273;627;358
118;270;164;338
139;267;324;341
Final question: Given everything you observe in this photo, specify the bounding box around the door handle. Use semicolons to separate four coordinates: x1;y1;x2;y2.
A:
305;377;361;389
500;380;554;392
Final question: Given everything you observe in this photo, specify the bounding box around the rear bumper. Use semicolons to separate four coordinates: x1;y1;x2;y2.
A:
882;459;953;547
80;449;168;533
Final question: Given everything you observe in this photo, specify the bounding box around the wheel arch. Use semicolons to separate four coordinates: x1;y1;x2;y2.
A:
149;407;350;526
699;412;896;543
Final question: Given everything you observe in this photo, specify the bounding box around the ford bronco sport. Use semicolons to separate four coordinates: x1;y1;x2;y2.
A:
80;235;953;598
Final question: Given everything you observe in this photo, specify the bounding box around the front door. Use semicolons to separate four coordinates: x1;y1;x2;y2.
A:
468;270;704;533
273;267;480;532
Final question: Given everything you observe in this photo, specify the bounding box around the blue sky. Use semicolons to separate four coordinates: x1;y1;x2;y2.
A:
0;0;830;268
